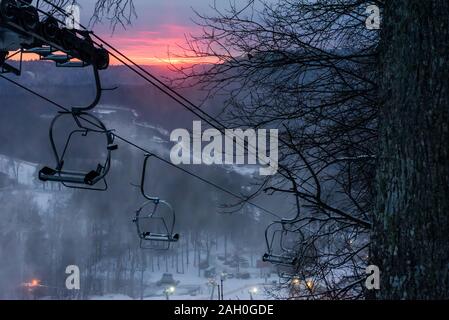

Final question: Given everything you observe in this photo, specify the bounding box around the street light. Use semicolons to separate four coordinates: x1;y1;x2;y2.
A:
292;277;300;286
22;279;41;288
305;279;314;292
30;279;40;287
21;278;42;300
220;272;227;300
248;287;258;300
164;286;176;300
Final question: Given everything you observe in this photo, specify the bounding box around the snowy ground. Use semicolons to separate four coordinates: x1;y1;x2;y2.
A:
143;270;274;300
0;154;281;301
89;261;278;300
0;154;38;186
90;270;276;300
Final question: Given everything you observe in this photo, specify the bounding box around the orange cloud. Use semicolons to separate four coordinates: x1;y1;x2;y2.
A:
103;24;218;66
12;24;217;66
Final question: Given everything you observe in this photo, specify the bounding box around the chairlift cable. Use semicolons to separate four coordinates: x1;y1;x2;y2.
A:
36;1;307;224
2;2;371;228
38;1;282;176
0;73;281;219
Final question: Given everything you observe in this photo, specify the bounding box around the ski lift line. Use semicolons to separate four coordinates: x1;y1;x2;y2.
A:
114;134;281;219
34;0;296;215
2;3;370;228
0;74;281;219
89;35;305;170
7;1;282;215
133;154;180;250
0;73;69;111
24;0;307;222
90;36;224;126
101;49;221;130
92;40;290;184
87;35;304;184
39;0;230;127
91;37;310;227
88;30;338;231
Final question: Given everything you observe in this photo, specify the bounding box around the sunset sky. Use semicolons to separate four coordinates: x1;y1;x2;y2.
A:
77;0;228;65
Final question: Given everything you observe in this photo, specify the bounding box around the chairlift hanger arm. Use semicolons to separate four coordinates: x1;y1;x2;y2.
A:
140;153;159;202
71;65;102;113
264;222;279;255
0;74;280;218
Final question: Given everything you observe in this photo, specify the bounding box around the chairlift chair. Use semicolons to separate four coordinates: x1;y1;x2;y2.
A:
133;154;179;250
0;1;116;190
38;111;117;191
134;199;180;250
262;222;298;266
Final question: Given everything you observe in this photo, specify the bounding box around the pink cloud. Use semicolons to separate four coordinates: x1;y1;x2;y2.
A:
101;24;215;65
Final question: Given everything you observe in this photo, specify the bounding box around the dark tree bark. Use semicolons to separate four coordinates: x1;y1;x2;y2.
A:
374;0;449;299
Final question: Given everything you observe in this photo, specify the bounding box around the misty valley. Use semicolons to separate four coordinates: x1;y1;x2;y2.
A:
0;62;286;300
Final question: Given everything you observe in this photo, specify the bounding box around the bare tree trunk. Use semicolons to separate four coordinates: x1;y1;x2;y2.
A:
205;234;211;264
224;234;228;262
151;255;154;272
197;241;201;277
129;249;137;298
181;244;185;274
186;232;190;269
164;255;168;272
176;248;180;273
140;268;144;300
374;0;449;299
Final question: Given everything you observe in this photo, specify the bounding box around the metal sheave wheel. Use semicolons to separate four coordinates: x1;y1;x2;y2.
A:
20;5;39;31
95;48;109;70
41;16;59;40
0;0;18;24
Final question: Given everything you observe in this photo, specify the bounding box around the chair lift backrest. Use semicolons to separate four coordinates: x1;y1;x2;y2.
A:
40;111;115;190
263;221;300;266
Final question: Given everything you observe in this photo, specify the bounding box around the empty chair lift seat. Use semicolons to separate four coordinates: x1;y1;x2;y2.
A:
39;164;104;186
262;253;298;266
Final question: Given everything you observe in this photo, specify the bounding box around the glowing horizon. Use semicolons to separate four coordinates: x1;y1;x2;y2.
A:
11;24;217;67
103;25;218;66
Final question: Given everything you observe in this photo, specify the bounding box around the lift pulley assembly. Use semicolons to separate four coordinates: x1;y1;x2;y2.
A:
0;0;120;190
0;0;109;75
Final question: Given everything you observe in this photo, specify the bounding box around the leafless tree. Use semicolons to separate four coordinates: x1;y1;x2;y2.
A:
89;0;136;30
44;0;136;29
373;0;449;299
171;0;382;299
